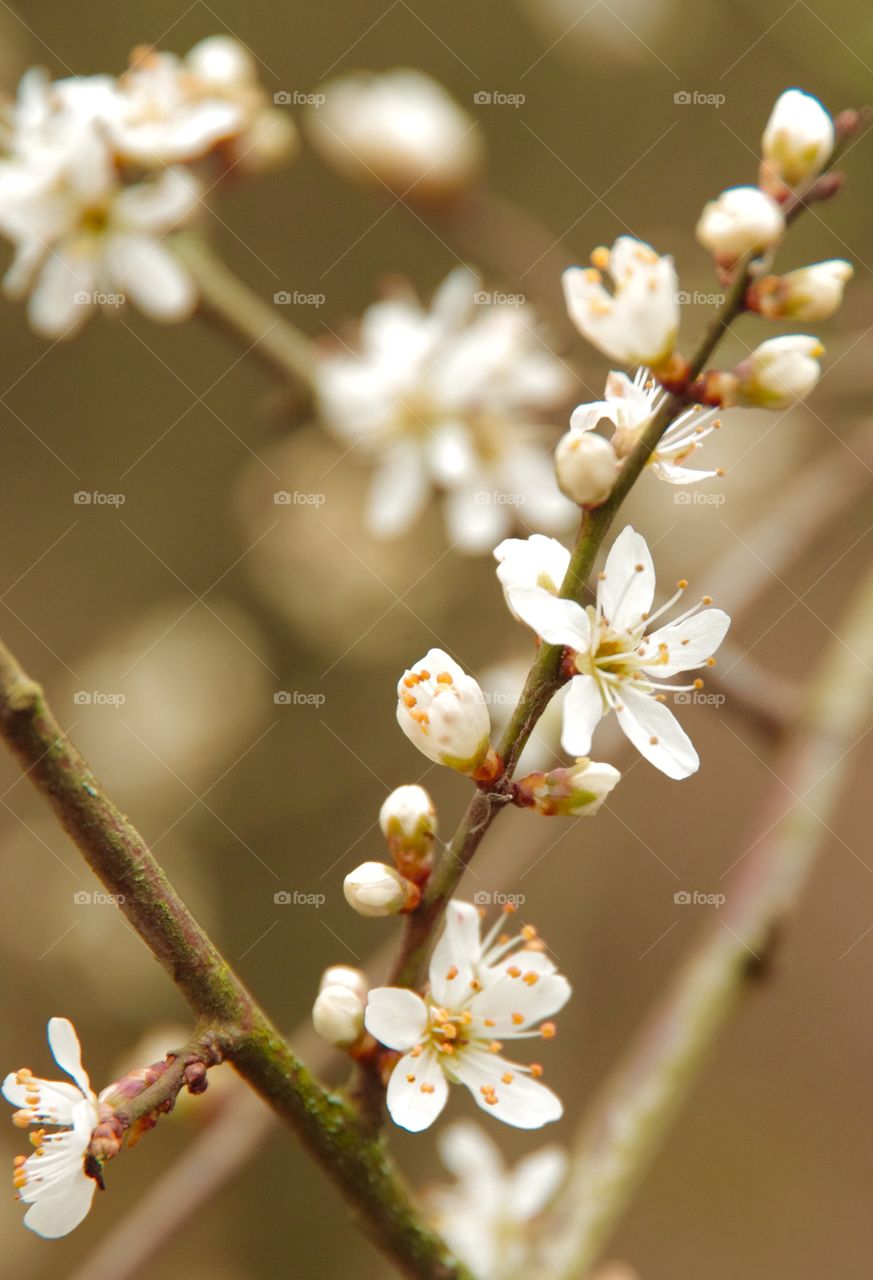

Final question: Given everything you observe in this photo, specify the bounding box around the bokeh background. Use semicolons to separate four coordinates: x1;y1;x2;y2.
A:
0;1;871;1278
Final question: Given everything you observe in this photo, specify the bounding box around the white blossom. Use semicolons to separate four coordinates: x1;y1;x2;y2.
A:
306;69;483;201
319;964;369;1003
563;238;679;368
379;785;437;870
553;430;618;506
314;267;576;552
423;1119;568;1278
515;757;621;817
696;186;784;264
500;527;730;779
365;900;569;1131
571;368;723;485
2;1018;101;1238
312;985;366;1048
343;861;416;917
738;334;824;408
757;259;853;321
397;649;492;773
761;88;834;192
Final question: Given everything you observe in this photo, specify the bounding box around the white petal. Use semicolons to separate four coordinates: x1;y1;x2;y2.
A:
364;987;429;1051
509;1145;568;1217
366;442;430;538
452;1049;563;1129
443;484;508;553
650;460;720;486
23;1173;96;1239
47;1018;91;1098
429;900;482;1007
436;1119;504;1189
103;233;196;322
386;1048;448;1132
569;400;620;433
642;608;730;678
599;526;655;632
506;587;591;649
28;249;95;338
495;534;571;599
615;685;699;779
560;675;604;756
1;1073;82;1122
472;968;571;1031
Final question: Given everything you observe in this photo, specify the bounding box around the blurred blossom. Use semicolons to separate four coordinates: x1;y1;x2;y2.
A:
69;602;269;802
696;185;785;266
422;1118;567;1277
518;0;675;65
305;68;483;202
760;88;834;195
315;267;577;553
736;335;824;408
563;239;679;369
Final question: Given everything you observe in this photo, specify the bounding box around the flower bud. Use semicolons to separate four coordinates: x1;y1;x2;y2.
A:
736;335;824;408
756;259;853;322
514;758;621;817
343;861;419;917
397;649;492;774
696;186;784;265
305;69;484;204
379;784;437;882
319;964;369;1003
760;88;834;194
312;984;365;1048
554;430;618;507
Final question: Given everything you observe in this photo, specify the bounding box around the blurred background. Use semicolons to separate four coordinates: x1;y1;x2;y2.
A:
0;1;871;1277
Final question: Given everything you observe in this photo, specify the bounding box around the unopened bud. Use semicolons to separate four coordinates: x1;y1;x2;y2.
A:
312;984;366;1048
760;88;834;195
696;186;784;265
755;259;853;322
343;861;420;917
736;334;824;408
319;964;369;1003
379;784;437;881
514;758;621;817
554;431;618;507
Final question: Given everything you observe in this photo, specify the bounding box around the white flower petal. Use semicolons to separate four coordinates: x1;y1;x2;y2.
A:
104;233;196;322
1;1073;81;1122
495;534;571;602
569;400;620;433
650;460;719;485
472;968;571;1032
443;483;509;553
364;987;429;1051
560;675;603;756
365;442;430;539
429;900;482;1007
436;1119;504;1190
23;1172;96;1239
599;526;655;631
47;1018;91;1098
509;1145;568;1217
642;608;730;678
451;1049;563;1129
386;1048;448;1132
615;685;699;779
506;587;591;650
28;248;94;338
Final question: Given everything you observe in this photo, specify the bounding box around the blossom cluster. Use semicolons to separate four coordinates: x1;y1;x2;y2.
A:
0;37;294;336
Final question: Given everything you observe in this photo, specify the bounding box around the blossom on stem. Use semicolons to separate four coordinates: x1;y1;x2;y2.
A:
695;186;784;266
343;862;419;917
2;1018;102;1238
365;900;569;1131
553;430;618;507
314;267;576;552
380;784;437;881
736;335;824;408
397;649;493;775
755;260;853;322
422;1119;568;1278
514;757;621;816
312;984;366;1049
562;238;679;368
571;369;723;485
760;88;834;195
305;69;483;202
499;527;730;779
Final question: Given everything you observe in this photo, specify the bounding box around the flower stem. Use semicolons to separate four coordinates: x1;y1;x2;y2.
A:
537;550;873;1279
0;638;471;1280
